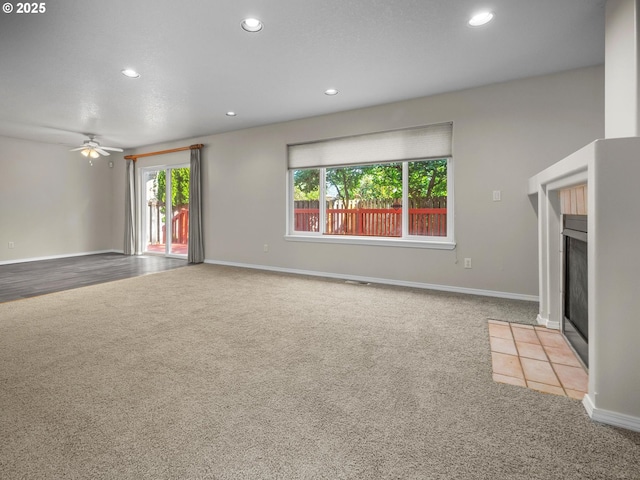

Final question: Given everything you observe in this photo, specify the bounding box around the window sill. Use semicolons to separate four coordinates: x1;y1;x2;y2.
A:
284;234;456;250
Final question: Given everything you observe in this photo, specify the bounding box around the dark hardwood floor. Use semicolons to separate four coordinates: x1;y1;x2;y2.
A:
0;253;188;303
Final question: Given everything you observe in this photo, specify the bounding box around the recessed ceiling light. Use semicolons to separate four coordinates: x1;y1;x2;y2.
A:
468;11;494;27
226;111;237;117
121;68;141;78
241;18;263;32
324;89;339;96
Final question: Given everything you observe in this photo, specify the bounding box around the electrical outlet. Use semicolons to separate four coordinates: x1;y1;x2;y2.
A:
493;190;501;201
464;258;472;269
8;241;14;249
263;244;269;252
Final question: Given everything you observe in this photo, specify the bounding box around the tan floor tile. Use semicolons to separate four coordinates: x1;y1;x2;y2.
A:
510;323;534;330
527;381;566;396
536;330;568;348
554;364;588;392
520;357;561;386
488;323;513;340
493;373;526;387
486;320;588;399
544;345;582;367
512;327;541;345
516;341;548;361
490;336;518;355
565;389;587;400
491;352;524;379
534;326;554;332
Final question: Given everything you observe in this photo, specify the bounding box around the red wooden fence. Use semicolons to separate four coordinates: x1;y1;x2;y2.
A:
157;206;189;244
294;206;447;237
172;207;189;244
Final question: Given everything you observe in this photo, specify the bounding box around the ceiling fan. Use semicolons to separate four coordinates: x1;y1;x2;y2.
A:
70;136;123;158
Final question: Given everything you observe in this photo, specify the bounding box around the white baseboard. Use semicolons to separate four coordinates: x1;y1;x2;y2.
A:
204;259;539;302
536;314;560;330
0;250;120;266
583;394;640;433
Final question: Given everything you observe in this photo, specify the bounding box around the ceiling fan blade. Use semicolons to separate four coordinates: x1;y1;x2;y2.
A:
95;148;110;156
100;146;124;152
69;147;85;151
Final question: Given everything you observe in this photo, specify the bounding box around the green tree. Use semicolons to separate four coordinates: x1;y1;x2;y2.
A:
358;163;402;200
293;169;320;200
293;159;447;205
154;168;190;207
326;166;371;205
408;159;447;199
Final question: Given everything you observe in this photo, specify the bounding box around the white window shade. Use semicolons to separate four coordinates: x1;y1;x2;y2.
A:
288;122;452;169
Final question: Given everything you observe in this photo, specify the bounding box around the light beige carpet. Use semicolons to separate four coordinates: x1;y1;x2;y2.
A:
0;264;638;479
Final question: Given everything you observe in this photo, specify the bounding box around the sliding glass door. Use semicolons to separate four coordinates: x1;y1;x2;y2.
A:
142;165;190;257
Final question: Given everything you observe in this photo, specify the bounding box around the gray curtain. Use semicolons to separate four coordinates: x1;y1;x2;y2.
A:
188;148;204;263
124;159;136;255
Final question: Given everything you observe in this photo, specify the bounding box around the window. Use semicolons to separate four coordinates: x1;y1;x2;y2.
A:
287;123;454;248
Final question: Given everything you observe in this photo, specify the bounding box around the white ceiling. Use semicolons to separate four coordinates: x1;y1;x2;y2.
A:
0;0;605;150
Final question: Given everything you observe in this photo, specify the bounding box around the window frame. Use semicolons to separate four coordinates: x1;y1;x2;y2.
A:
140;163;191;258
286;157;455;250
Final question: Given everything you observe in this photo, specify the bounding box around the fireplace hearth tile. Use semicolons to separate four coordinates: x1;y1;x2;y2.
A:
488;319;509;325
512;328;540;344
526;381;566;397
488;323;513;340
565;389;586;400
511;323;534;330
536;330;568;349
491;352;524;379
554;364;588;392
520;357;561;386
544;344;582;367
490;336;518;355
489;321;587;399
515;341;547;361
493;373;526;387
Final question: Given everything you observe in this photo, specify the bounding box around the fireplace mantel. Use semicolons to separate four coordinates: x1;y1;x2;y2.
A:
528;136;640;433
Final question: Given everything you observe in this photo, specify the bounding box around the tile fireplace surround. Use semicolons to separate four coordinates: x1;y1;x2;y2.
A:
528;136;640;432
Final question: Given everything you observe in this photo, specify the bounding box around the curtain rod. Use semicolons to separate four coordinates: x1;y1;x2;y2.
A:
124;144;204;161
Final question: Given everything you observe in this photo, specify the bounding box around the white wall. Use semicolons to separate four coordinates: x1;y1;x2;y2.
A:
590;137;640;421
0;136;114;263
605;0;640;138
115;66;604;298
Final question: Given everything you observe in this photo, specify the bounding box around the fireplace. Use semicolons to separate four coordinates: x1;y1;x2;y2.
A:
562;215;588;367
530;138;640;430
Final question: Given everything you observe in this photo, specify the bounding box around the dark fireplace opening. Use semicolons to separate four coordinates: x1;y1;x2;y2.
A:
563;215;588;367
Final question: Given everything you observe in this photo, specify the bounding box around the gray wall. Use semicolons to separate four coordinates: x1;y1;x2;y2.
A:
0;137;114;263
114;65;604;298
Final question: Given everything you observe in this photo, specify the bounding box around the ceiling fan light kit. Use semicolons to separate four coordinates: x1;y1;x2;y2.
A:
81;148;100;159
71;136;124;160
